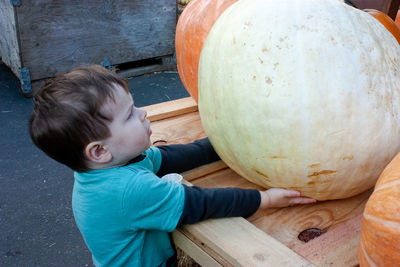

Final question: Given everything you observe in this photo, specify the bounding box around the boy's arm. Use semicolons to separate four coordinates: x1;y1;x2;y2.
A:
177;185;261;225
156;137;220;177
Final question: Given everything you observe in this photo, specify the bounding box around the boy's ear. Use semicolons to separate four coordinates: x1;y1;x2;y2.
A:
85;141;112;163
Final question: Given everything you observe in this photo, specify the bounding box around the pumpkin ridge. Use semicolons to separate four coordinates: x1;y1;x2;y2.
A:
363;213;400;229
373;180;400;192
359;241;378;267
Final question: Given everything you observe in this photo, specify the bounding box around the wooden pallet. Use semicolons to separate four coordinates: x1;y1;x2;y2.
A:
144;97;371;266
0;0;177;96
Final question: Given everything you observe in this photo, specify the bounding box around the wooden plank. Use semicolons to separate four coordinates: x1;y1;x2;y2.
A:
351;0;400;19
293;214;363;267
150;111;206;146
0;1;21;79
351;0;385;10
182;161;228;182
251;192;370;266
176;227;234;266
190;166;370;266
15;0;176;80
144;97;197;122
249;190;370;249
181;217;313;266
176;178;311;266
383;0;400;19
177;175;312;266
117;56;176;79
172;230;223;267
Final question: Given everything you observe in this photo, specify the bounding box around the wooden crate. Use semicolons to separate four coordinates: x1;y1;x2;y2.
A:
0;0;177;96
351;0;400;19
143;97;372;266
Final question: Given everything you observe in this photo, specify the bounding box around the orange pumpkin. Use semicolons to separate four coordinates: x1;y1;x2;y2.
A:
175;0;237;102
365;9;400;45
358;153;400;266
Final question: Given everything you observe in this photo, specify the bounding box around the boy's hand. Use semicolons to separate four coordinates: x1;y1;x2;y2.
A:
259;188;316;209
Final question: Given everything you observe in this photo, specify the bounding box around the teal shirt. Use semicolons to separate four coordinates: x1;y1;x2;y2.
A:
72;147;185;267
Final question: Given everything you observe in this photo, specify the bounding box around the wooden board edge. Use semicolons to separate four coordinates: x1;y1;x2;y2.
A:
144;97;198;122
383;0;400;20
182;161;228;182
172;230;225;267
293;214;363;266
180;217;314;266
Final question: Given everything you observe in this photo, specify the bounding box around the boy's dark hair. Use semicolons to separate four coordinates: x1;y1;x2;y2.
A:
29;65;129;172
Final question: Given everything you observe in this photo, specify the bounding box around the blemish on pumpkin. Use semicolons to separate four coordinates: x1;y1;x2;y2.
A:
273;62;279;69
258;57;263;64
342;155;354;161
307;170;337;178
253;75;256;81
262;47;268;52
270;155;285;159
265;77;272;84
253;253;266;262
298;228;326;242
308;163;320;168
252;168;270;180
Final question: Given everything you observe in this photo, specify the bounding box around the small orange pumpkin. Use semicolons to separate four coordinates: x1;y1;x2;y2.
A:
365;9;400;45
175;0;237;102
358;153;400;266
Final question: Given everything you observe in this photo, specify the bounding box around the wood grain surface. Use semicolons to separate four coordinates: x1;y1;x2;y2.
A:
0;1;21;79
14;0;176;80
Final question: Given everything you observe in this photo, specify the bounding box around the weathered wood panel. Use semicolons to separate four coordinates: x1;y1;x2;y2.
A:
352;0;386;10
15;0;176;80
351;0;400;19
383;0;400;19
0;0;21;79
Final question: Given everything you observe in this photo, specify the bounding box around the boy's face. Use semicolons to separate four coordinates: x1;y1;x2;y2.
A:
102;84;152;166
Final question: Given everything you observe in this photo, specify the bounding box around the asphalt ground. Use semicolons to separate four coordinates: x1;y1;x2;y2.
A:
0;61;189;266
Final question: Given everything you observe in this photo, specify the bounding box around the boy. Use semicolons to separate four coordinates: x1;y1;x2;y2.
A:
29;65;315;267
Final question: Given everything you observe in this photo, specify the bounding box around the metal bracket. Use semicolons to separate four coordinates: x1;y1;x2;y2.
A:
20;67;32;95
102;56;111;70
11;0;21;6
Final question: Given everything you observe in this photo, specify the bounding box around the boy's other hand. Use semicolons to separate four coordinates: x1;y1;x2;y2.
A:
259;188;316;209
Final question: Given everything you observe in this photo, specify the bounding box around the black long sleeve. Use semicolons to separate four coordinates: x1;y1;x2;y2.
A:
156;137;220;177
178;185;261;225
155;138;260;225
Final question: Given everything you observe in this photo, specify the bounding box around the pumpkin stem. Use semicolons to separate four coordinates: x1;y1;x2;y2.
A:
344;0;358;8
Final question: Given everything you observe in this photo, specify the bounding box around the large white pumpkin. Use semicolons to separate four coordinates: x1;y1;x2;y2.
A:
198;0;400;200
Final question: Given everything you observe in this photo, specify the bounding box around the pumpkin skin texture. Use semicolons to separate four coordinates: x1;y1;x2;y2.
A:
175;0;237;102
358;153;400;266
365;9;400;45
198;0;400;200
